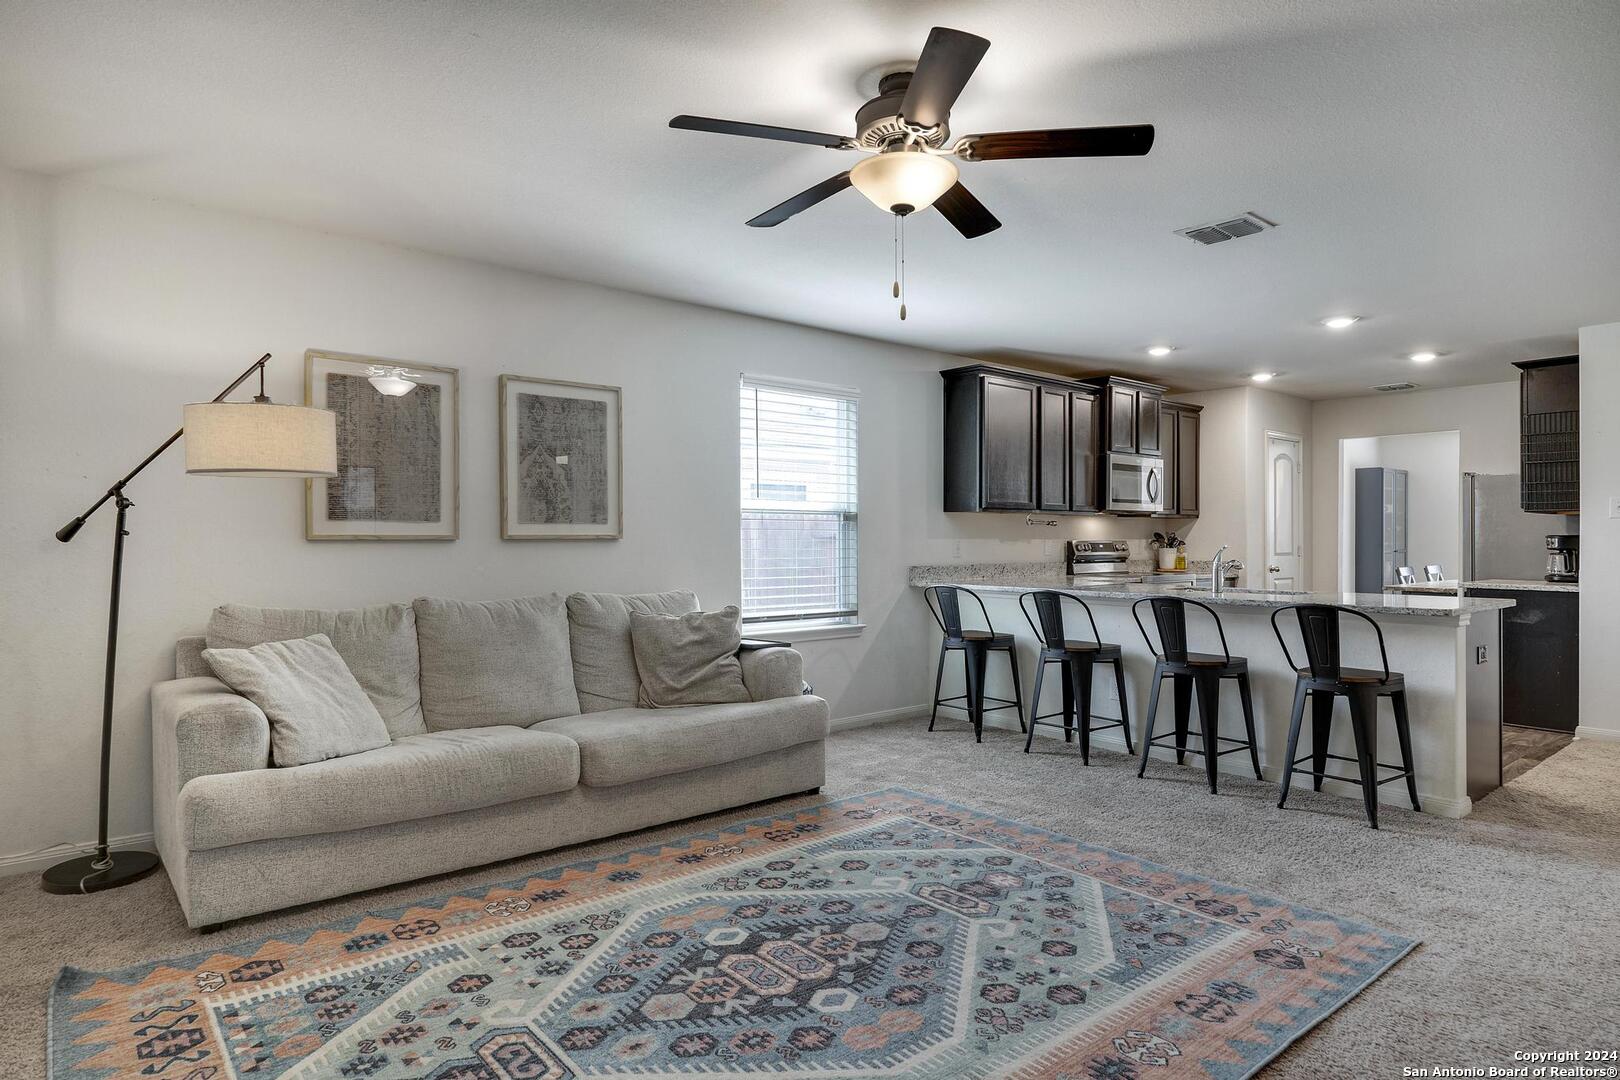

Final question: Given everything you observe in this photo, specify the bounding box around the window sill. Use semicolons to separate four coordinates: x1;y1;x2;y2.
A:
745;621;866;643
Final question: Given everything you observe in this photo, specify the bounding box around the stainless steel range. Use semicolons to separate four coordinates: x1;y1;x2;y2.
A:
1065;540;1141;585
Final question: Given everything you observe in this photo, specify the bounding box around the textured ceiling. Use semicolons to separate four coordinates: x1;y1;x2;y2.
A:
3;0;1617;397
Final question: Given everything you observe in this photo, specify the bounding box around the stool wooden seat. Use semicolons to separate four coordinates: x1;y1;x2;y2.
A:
1272;604;1420;829
1018;591;1131;764
1132;596;1260;794
923;586;1026;743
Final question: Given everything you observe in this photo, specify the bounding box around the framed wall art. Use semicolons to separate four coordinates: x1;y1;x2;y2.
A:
304;349;460;540
499;374;622;540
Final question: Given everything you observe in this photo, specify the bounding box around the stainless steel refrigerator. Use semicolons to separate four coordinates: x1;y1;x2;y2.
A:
1462;472;1576;580
1354;467;1407;592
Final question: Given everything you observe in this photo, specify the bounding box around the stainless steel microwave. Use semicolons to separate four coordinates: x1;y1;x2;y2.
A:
1105;452;1165;513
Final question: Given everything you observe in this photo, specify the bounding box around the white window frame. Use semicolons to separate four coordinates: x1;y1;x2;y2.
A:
740;374;862;638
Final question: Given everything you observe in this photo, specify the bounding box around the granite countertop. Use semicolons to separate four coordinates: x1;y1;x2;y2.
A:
909;564;1515;619
1385;578;1578;595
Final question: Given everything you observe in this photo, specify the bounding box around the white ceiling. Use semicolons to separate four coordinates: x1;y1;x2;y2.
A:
3;0;1617;397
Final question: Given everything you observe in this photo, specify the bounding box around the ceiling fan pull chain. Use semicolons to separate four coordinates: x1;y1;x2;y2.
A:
892;213;900;299
898;213;908;321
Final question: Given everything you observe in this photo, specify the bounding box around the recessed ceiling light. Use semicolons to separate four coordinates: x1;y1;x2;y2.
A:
1408;351;1438;363
1146;345;1175;357
1250;372;1277;383
1319;315;1361;330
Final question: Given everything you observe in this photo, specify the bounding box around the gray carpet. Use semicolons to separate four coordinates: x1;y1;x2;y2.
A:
6;717;1619;1077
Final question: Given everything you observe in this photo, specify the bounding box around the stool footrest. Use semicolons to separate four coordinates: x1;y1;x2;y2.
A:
1288;753;1414;784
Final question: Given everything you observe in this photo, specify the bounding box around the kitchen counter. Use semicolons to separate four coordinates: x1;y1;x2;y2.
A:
1386;578;1577;595
911;563;1510;818
910;566;1514;621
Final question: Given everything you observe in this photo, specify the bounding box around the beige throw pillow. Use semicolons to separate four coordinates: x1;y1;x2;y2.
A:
628;606;750;707
412;594;580;729
202;633;391;767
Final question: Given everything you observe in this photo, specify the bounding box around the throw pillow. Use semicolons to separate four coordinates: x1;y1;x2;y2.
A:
202;633;391;767
629;605;750;707
412;594;581;729
566;589;700;711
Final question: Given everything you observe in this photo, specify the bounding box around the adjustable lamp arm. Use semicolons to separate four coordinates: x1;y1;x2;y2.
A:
55;354;272;542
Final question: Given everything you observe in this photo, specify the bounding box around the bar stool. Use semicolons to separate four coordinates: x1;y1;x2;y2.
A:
1132;596;1260;793
1017;591;1132;763
1271;604;1420;829
922;585;1026;742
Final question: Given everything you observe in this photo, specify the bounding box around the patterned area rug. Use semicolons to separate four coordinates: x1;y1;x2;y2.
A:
49;790;1414;1078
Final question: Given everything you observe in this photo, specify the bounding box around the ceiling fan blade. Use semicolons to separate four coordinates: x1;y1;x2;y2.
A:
746;172;853;227
933;182;1001;238
899;27;990;130
958;124;1155;161
669;114;851;149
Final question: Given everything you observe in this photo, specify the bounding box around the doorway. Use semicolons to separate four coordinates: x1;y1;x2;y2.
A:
1265;432;1304;590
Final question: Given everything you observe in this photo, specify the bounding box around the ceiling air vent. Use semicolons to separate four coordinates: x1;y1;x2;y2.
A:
1176;212;1278;246
1371;381;1419;393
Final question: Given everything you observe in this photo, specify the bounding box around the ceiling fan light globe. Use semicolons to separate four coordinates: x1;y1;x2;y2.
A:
368;374;417;396
850;151;958;214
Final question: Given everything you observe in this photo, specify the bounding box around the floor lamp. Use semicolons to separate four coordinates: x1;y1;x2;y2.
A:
44;353;337;894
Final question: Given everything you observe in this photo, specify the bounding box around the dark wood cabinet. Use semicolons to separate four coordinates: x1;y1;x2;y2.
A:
1036;386;1070;512
1069;390;1101;512
942;366;1167;516
1156;402;1201;517
1464;587;1578;732
1513;356;1578;514
1091;376;1166;457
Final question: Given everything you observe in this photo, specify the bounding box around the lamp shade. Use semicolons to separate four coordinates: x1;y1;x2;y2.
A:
850;151;959;214
183;402;337;477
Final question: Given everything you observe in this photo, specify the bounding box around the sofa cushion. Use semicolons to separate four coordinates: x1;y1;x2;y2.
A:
207;601;426;738
534;695;829;787
179;726;580;850
630;606;750;707
202;633;391;767
566;590;699;711
413;595;580;729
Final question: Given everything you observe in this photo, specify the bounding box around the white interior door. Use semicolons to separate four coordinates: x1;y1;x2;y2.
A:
1265;433;1304;590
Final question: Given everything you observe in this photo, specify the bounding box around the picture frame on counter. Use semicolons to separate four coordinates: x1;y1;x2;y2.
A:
499;374;623;540
303;349;460;541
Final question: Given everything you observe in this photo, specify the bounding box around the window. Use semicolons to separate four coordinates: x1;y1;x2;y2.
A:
740;376;858;627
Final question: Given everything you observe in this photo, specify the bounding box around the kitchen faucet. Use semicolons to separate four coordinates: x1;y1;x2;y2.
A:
1211;545;1230;597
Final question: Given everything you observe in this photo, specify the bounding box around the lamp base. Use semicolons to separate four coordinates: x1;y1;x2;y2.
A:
41;849;159;895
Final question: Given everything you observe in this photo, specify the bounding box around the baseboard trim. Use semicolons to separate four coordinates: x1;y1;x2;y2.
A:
830;706;929;732
0;832;157;878
1575;725;1620;742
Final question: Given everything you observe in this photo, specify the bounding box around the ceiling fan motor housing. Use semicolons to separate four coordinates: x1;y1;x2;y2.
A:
855;71;950;149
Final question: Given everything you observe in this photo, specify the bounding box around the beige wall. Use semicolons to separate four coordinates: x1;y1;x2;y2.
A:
1577;323;1620;739
1308;381;1519;591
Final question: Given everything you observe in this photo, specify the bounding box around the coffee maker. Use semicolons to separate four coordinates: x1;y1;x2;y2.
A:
1545;534;1578;583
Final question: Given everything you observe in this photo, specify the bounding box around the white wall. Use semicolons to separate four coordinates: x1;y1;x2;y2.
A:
1578;322;1620;739
1309;381;1518;591
1337;432;1461;589
0;166;1160;868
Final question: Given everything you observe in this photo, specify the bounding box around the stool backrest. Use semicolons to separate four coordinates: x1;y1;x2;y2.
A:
1396;566;1417;585
1018;590;1101;650
1270;604;1390;683
1131;596;1230;664
923;585;994;639
1424;564;1445;582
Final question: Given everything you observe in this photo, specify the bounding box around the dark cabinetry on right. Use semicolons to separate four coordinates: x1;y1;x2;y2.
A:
1464;586;1578;732
1513;356;1578;514
1095;377;1163;455
1157;403;1201;517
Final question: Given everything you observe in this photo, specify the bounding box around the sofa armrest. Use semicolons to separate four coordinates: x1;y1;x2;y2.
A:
152;677;272;790
739;647;804;702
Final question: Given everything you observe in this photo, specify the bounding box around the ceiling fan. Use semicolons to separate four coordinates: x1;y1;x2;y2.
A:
668;26;1155;241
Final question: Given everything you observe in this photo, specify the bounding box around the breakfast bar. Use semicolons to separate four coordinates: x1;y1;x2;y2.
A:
910;565;1515;819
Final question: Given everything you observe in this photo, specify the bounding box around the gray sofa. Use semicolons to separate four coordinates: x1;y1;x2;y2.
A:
150;590;828;928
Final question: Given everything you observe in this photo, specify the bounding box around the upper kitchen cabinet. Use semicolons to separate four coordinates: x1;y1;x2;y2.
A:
1157;402;1201;517
942;365;1103;514
1090;376;1165;456
1513;356;1578;514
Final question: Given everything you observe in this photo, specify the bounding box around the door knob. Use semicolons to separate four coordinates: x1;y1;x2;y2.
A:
1267;565;1282;574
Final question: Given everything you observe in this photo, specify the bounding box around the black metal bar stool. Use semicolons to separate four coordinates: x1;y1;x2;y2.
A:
922;585;1026;742
1132;596;1260;793
1017;591;1132;763
1271;604;1420;829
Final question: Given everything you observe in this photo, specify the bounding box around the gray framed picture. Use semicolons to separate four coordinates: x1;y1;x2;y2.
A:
499;374;622;540
304;350;460;540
